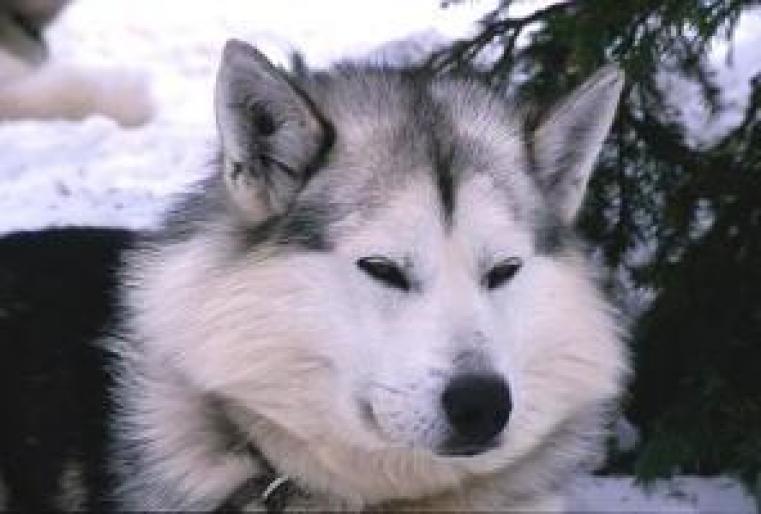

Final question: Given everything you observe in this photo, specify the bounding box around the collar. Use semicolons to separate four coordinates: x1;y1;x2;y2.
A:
215;443;299;513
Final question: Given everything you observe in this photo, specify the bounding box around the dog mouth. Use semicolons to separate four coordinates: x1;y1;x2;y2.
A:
435;436;500;457
356;398;434;449
357;398;499;458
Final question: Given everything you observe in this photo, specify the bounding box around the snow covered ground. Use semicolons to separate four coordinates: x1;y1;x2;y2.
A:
0;0;758;511
570;476;756;513
0;0;494;232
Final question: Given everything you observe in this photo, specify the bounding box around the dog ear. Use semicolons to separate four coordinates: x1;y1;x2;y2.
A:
530;65;624;223
214;39;328;221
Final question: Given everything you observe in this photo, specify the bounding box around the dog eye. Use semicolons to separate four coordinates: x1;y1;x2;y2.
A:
357;257;410;291
483;257;522;290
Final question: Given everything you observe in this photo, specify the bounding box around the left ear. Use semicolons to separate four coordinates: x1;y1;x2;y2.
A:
530;65;624;223
214;39;328;222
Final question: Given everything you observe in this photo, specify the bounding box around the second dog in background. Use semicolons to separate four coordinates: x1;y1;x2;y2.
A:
0;0;153;127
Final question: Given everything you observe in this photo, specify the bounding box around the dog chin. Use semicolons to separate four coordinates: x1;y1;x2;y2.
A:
361;426;504;469
359;415;504;463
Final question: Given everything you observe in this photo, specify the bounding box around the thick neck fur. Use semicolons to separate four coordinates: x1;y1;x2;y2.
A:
112;350;449;510
111;343;596;511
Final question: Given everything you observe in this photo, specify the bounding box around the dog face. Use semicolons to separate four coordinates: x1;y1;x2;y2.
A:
128;40;627;502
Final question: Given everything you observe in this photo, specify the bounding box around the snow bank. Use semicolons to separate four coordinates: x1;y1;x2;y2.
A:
570;476;756;513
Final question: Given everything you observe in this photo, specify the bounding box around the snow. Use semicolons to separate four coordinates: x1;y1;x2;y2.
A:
662;7;761;148
0;1;758;511
570;476;756;513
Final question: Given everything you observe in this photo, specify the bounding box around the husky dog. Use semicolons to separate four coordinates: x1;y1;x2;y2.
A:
0;40;626;511
0;0;152;126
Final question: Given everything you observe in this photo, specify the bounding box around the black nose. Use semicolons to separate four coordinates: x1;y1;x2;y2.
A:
441;373;511;449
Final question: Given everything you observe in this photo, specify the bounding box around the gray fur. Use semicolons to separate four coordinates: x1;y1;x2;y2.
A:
185;56;608;263
212;43;622;253
215;40;334;220
527;66;624;223
207;54;501;253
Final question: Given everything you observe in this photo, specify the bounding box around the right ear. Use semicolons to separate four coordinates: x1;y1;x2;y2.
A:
529;65;624;223
214;39;328;222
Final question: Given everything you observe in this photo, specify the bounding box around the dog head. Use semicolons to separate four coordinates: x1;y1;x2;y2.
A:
133;40;627;504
